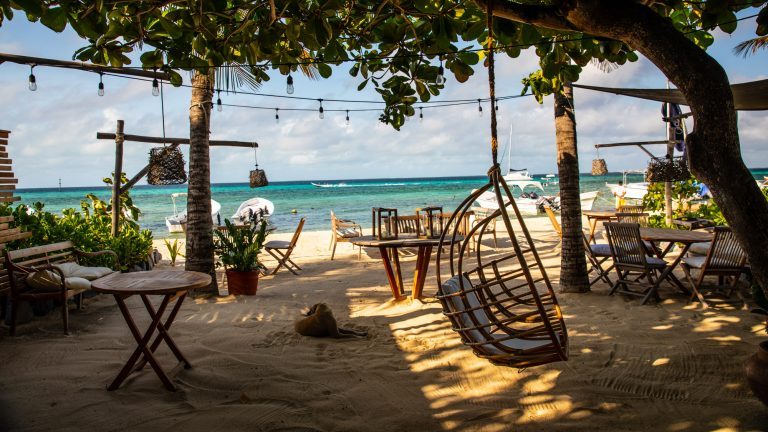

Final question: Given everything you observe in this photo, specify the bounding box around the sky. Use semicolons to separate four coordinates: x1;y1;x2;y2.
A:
0;12;766;188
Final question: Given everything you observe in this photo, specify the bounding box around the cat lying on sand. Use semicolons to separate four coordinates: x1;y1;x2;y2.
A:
294;303;367;338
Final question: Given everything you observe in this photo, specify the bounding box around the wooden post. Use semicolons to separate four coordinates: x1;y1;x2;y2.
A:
112;120;124;237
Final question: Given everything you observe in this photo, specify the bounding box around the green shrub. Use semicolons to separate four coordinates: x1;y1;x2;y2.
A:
213;219;269;272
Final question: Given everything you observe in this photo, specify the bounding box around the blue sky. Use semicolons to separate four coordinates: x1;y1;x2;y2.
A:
0;12;766;188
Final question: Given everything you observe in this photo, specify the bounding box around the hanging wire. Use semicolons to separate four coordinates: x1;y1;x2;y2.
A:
487;0;499;165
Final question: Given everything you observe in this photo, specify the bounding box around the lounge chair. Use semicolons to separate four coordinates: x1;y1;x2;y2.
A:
265;218;305;275
329;211;362;260
680;227;748;308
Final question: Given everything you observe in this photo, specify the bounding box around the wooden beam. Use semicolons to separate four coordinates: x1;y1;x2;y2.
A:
96;132;258;148
0;53;172;81
594;140;673;149
0;196;21;203
112;120;124;237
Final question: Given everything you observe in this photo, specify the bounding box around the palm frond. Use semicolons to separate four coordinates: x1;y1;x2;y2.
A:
590;58;621;73
734;36;768;58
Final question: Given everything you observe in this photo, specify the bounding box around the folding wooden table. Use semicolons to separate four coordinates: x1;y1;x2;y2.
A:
583;210;617;243
92;270;212;391
351;235;458;301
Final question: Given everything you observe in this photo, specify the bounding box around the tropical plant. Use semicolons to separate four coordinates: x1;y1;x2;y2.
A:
213;219;269;273
163;238;185;267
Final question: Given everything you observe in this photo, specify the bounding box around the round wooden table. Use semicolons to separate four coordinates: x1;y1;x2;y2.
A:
583;210;617;243
92;270;212;391
351;235;459;301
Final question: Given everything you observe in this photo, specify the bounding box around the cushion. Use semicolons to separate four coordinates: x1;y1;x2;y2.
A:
590;243;612;257
440;275;551;353
682;255;707;269
265;240;291;249
688;242;711;256
645;256;668;268
336;227;360;238
26;270;91;292
59;263;114;280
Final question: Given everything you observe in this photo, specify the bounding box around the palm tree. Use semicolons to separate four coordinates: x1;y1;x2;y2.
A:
734;36;768;57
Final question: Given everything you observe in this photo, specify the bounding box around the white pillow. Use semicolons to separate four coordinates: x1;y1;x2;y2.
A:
54;262;114;280
26;270;91;292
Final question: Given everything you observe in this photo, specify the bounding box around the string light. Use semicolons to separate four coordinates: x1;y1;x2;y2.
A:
436;57;445;85
318;99;324;119
28;65;37;91
419;107;424;122
286;74;294;94
275;108;280;123
97;73;104;96
216;89;223;112
477;99;483;117
345;110;350;126
152;78;160;96
495;97;499;112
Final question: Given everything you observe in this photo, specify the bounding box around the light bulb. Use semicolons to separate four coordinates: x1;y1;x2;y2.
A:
286;74;294;94
436;64;445;85
28;66;37;91
345;110;350;126
98;79;104;97
318;99;324;119
152;78;160;96
275;109;280;123
419;108;424;123
478;100;483;117
217;97;222;112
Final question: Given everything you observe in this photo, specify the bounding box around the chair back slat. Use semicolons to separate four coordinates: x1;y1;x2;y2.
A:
616;212;649;227
396;215;420;234
290;218;306;247
706;227;746;269
544;207;562;239
604;222;647;266
618;205;645;214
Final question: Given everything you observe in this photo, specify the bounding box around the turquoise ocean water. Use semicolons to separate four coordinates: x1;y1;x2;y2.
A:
15;170;768;236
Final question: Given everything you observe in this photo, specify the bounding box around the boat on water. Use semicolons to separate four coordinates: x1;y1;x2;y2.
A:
311;182;347;188
231;197;275;224
165;193;221;233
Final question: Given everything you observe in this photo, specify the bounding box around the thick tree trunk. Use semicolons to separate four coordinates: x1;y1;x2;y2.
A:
555;82;589;293
185;71;217;294
484;0;768;295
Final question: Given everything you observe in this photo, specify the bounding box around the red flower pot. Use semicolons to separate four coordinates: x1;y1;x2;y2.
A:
225;270;259;296
745;340;768;407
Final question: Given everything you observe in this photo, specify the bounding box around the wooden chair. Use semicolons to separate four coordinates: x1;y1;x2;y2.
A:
604;222;672;305
395;215;420;235
265;218;305;275
583;233;614;287
5;241;117;335
470;207;497;250
544;206;562;250
680;227;748;308
615;212;650;226
329;211;362;260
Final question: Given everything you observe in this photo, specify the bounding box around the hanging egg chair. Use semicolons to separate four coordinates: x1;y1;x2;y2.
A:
434;0;568;368
591;148;608;176
249;142;269;188
147;145;187;185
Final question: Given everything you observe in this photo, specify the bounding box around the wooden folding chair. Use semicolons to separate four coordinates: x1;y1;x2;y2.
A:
265;218;305;275
618;205;645;214
680;227;748;308
329;211;362;260
470;207;497;250
615;212;650;226
604;222;672;305
583;233;614;287
544;206;562;248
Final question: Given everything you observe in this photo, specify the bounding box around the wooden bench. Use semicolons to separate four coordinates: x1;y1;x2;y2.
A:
4;241;118;335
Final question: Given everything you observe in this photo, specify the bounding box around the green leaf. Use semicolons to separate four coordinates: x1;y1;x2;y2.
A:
717;10;737;34
40;6;67;32
317;63;332;78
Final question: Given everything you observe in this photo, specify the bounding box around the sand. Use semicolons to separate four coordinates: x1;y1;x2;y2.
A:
0;217;766;431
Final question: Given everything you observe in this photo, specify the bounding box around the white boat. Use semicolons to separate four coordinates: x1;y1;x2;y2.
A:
578;191;600;211
606;170;649;201
311;182;347;188
474;189;547;215
165;193;221;233
231;197;275;224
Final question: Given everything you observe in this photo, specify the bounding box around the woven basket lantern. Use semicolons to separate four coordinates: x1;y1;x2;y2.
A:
591;158;608;176
148;146;187;185
646;155;690;183
250;168;269;188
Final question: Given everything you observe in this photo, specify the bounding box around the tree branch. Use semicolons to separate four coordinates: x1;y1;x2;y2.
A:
473;0;576;31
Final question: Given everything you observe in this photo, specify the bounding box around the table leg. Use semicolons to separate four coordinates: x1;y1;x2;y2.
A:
134;292;190;372
109;294;176;391
588;217;599;244
378;247;406;301
411;245;433;301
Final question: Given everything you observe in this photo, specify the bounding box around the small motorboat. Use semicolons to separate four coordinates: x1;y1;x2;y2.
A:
231;197;275;224
165;193;221;233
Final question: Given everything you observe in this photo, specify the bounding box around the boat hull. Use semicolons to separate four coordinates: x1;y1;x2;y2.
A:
606;182;648;200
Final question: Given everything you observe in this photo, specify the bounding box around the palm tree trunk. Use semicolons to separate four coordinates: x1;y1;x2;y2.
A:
555;82;589;293
185;71;217;294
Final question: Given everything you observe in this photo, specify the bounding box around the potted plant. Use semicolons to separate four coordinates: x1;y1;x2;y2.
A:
213;219;268;295
745;285;768;407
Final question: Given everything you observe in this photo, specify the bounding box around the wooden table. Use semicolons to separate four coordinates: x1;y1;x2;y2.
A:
638;227;713;303
351;235;458;301
92;270;212;391
583;210;617;243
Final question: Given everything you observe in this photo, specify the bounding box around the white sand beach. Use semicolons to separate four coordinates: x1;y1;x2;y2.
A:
0;217;766;431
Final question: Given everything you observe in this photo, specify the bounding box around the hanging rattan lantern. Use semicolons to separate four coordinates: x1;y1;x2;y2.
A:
249;143;268;188
416;206;444;239
372;207;398;240
646;154;690;183
147;146;187;185
591;148;608;176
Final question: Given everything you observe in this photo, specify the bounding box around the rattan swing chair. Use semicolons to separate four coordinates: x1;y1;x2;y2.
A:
434;0;568;368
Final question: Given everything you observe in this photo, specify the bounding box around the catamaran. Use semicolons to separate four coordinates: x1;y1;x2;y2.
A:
165;193;221;233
